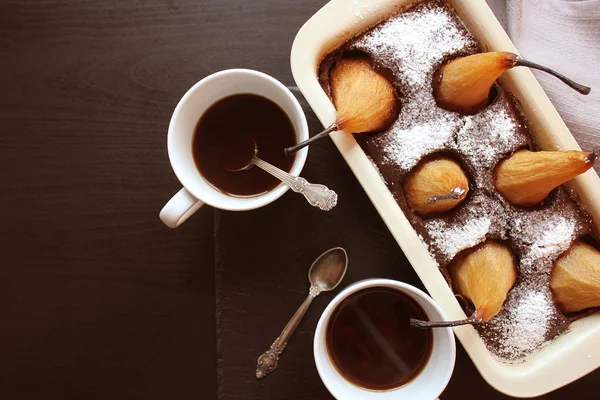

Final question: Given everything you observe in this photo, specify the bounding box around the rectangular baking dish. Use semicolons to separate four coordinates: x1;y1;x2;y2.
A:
290;0;600;397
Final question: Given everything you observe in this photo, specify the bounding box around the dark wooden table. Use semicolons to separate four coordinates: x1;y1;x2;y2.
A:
1;1;598;399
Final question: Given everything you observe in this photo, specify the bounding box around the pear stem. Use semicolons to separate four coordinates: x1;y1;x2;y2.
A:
427;187;466;204
410;312;483;329
515;58;591;95
284;123;339;156
586;149;598;164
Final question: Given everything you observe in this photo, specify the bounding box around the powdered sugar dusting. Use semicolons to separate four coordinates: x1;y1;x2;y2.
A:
510;195;585;275
381;121;456;170
497;289;554;358
426;216;491;262
523;218;575;263
457;101;529;190
459;108;524;168
353;7;472;87
422;192;509;264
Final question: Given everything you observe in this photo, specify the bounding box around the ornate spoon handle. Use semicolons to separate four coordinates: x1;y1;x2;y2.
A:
251;156;338;211
256;285;322;379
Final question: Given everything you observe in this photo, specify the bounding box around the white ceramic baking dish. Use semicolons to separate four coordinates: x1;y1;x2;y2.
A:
290;0;600;397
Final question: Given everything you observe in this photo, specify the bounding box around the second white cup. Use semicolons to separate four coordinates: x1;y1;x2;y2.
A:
314;279;456;400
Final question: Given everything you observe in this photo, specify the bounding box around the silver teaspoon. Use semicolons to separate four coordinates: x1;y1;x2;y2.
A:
234;143;338;211
256;247;348;379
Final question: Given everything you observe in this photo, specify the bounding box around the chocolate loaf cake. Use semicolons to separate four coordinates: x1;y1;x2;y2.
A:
319;0;597;360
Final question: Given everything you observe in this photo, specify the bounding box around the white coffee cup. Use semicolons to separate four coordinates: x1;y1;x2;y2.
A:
314;279;456;400
159;69;309;228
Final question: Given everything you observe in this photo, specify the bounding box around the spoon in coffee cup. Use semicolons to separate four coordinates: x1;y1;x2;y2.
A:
231;139;338;211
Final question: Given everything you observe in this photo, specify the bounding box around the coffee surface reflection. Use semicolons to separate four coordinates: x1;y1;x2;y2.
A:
326;287;433;390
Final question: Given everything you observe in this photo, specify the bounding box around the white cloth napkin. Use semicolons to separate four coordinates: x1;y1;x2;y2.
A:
486;0;600;151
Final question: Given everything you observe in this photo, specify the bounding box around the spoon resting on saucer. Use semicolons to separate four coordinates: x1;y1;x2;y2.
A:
256;247;348;379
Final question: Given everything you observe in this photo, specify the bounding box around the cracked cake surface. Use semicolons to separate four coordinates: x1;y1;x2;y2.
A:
319;0;596;360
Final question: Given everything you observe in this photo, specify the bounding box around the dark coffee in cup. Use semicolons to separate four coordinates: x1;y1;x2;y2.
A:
326;287;433;390
192;93;297;196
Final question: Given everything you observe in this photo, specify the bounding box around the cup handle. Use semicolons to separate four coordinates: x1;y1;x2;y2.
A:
159;188;205;228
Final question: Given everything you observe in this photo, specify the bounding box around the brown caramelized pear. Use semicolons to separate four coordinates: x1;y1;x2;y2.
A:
449;241;517;323
496;149;597;207
285;57;398;155
435;52;517;114
411;241;517;329
434;52;590;115
550;240;600;314
404;156;469;217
